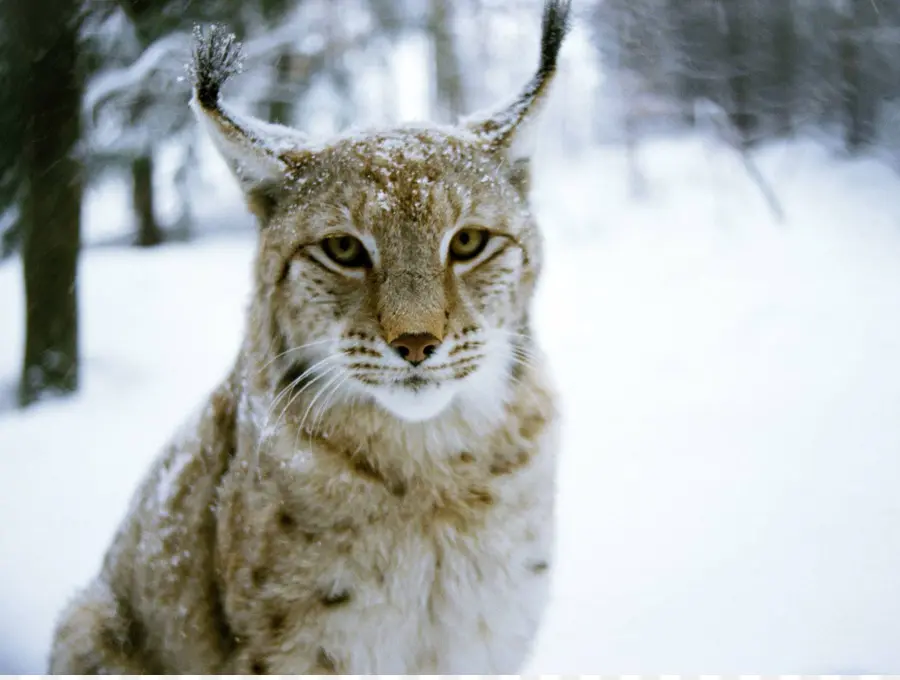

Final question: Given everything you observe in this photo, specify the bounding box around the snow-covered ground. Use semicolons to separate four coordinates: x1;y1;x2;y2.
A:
2;134;900;673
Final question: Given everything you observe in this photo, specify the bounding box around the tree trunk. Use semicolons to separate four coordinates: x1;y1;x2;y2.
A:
665;0;696;127
841;0;877;151
428;0;466;123
721;0;755;145
132;153;162;247
12;0;84;406
772;0;796;136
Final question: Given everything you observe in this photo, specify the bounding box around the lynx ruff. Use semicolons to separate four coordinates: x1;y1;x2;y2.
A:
49;1;570;674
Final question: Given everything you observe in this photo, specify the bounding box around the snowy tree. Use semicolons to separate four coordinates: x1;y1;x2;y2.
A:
83;0;249;246
591;0;900;153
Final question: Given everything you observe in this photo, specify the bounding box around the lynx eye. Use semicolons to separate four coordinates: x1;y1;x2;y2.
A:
449;228;489;262
321;235;371;268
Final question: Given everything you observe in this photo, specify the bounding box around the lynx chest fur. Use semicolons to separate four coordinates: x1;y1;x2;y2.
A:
212;380;559;674
48;0;571;674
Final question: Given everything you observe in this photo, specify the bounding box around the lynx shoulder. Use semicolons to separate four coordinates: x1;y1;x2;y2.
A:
49;1;570;673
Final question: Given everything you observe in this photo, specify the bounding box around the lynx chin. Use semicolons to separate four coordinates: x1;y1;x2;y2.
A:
49;0;570;673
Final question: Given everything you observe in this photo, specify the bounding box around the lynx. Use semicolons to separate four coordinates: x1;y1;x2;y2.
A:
49;1;569;673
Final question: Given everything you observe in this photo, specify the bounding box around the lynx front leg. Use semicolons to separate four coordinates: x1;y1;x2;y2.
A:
48;580;157;674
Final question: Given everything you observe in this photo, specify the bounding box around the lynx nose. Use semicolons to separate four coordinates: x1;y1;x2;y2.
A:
390;333;441;366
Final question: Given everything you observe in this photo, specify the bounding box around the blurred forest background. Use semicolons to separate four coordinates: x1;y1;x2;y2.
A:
2;0;900;407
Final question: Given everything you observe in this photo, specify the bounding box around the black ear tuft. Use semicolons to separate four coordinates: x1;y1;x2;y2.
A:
538;0;573;82
189;24;244;109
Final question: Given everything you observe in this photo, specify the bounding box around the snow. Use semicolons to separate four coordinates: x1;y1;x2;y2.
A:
2;134;900;673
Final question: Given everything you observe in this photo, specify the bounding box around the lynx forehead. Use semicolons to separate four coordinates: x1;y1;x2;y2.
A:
49;1;570;674
270;127;533;255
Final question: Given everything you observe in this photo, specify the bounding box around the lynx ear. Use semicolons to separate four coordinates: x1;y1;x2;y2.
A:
189;25;309;218
465;0;571;192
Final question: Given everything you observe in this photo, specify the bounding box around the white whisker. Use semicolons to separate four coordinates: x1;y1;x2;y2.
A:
265;354;337;433
257;338;333;374
310;375;350;443
296;369;346;452
253;358;339;480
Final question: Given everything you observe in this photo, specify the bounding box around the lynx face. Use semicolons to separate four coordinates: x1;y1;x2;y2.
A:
190;4;568;424
262;130;541;423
